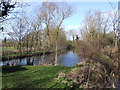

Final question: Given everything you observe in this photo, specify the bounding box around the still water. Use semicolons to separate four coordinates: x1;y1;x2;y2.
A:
0;51;82;67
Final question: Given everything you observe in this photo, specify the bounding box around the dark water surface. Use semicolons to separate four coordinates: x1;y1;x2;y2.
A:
0;51;82;67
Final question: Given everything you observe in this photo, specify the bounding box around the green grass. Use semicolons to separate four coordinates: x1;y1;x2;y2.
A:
1;50;49;59
3;47;17;51
2;65;84;88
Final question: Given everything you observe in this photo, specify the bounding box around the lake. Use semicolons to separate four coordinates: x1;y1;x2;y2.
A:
0;51;82;67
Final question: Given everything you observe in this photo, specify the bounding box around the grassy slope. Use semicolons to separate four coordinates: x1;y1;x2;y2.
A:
2;65;83;88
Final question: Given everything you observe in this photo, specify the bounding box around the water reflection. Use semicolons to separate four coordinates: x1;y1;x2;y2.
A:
59;51;81;67
0;51;82;67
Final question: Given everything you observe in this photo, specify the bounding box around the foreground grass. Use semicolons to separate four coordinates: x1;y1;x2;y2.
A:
2;65;83;88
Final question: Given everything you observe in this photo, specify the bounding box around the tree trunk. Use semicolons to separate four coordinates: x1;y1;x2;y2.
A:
112;73;116;88
19;40;22;56
55;41;58;66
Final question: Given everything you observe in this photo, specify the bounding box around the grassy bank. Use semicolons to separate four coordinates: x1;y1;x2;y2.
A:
2;64;84;89
2;47;66;61
2;50;52;61
2;47;48;60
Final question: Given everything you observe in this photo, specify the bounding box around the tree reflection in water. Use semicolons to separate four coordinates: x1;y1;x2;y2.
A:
1;51;82;67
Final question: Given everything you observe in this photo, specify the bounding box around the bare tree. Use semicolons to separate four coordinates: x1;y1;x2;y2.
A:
74;10;119;88
38;2;73;65
51;2;73;65
8;14;28;55
0;0;17;18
